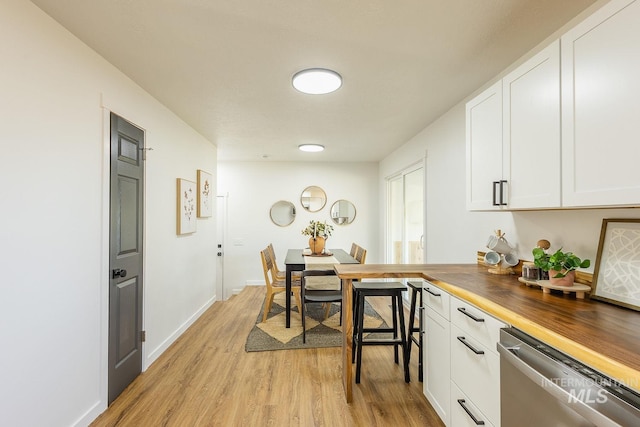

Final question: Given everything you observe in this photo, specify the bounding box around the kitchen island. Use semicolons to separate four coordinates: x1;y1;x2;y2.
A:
334;263;640;403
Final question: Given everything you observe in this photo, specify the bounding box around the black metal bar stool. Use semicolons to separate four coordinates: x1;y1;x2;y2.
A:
351;281;409;384
406;280;424;382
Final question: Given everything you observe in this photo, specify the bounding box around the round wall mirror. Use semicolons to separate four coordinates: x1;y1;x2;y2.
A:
300;186;327;212
330;199;356;225
270;200;296;227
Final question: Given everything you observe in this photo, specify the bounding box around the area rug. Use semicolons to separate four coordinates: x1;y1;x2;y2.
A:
245;292;389;352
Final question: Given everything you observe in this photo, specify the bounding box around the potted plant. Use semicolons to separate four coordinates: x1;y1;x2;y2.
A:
532;247;590;286
301;220;334;254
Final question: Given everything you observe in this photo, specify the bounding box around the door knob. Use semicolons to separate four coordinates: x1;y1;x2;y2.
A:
112;268;127;279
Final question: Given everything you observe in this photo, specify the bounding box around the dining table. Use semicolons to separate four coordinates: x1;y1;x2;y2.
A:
283;248;359;328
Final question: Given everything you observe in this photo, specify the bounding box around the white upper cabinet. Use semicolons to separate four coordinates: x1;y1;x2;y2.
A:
503;40;561;209
466;40;560;211
561;0;640;207
466;81;503;211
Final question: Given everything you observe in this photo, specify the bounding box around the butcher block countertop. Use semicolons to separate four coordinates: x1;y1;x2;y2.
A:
335;263;640;392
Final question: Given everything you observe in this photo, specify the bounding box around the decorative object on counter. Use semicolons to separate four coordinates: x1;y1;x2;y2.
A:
535;239;551;280
517;277;591;299
591;218;640;311
521;262;540;281
532;244;591;287
485;230;518;275
301;220;334;255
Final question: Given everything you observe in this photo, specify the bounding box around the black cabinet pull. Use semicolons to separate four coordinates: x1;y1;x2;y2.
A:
457;399;485;425
457;307;485;322
425;287;441;297
499;180;508;205
457;336;485;355
492;181;500;206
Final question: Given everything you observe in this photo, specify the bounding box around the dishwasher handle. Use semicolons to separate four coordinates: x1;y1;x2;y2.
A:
497;341;620;427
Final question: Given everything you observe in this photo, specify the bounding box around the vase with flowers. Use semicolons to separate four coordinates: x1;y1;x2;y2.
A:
301;220;334;255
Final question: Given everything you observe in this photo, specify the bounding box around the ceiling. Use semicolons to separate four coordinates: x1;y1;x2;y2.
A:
31;0;596;162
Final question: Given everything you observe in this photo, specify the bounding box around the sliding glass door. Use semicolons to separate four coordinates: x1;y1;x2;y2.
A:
388;165;424;265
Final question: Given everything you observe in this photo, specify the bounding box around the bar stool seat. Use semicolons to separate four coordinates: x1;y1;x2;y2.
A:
406;280;424;382
352;281;409;384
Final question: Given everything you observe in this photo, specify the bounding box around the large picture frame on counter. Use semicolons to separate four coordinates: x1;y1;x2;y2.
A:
591;218;640;311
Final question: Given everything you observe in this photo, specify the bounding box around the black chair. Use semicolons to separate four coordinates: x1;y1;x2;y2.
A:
406;281;424;382
300;269;342;343
352;281;409;384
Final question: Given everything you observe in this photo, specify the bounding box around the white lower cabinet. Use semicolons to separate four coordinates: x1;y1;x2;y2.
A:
450;324;501;426
450;296;506;427
451;382;496;427
423;287;506;427
423;282;451;425
424;306;451;425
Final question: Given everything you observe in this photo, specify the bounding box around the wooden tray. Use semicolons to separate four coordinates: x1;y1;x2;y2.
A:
518;277;591;299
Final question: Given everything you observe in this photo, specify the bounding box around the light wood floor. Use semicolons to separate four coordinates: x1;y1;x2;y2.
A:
91;285;445;426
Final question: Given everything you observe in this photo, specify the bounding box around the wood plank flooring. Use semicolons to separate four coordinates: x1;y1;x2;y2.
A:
91;286;445;426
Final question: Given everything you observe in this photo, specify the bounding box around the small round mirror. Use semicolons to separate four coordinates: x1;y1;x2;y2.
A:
330;199;356;225
300;186;327;212
270;200;296;227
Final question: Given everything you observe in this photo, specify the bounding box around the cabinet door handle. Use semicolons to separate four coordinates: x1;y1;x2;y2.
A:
492;181;500;206
457;307;485;322
425;287;441;297
457;399;485;425
457;336;485;355
499;180;508;205
418;306;424;335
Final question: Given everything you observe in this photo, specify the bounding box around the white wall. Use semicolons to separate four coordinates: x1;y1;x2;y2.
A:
217;161;378;297
381;102;640;270
380;0;637;272
0;1;216;426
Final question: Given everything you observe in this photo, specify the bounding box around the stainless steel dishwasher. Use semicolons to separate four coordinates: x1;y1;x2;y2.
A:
497;327;640;426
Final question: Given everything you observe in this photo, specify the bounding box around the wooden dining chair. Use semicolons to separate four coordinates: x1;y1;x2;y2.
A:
268;243;301;281
350;243;359;258
260;248;302;323
355;246;367;264
300;269;342;343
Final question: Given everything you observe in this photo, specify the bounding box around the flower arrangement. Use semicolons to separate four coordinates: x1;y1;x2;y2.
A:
301;220;334;238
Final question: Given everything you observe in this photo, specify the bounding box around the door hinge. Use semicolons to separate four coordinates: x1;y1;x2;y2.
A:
141;330;146;342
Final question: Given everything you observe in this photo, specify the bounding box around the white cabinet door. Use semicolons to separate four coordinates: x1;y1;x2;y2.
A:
503;40;561;209
423;306;451;426
450;324;501;426
450;383;496;427
562;0;640;207
466;81;503;211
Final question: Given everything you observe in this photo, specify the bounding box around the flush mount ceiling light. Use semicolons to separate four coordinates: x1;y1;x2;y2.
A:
298;144;325;153
292;68;342;94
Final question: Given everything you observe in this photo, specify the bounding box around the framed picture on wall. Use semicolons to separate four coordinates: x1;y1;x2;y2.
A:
591;218;640;311
177;178;197;235
197;169;213;218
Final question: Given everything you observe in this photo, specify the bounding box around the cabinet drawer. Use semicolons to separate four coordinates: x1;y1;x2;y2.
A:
451;382;496;427
423;281;450;320
450;296;506;352
451;324;501;426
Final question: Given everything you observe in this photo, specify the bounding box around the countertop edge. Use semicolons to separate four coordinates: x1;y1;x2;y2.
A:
427;276;640;392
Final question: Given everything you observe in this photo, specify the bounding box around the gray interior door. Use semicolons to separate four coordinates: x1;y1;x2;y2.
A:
109;113;144;404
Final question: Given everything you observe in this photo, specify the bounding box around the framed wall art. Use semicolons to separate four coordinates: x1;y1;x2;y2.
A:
591;218;640;311
177;178;197;235
197;169;213;218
